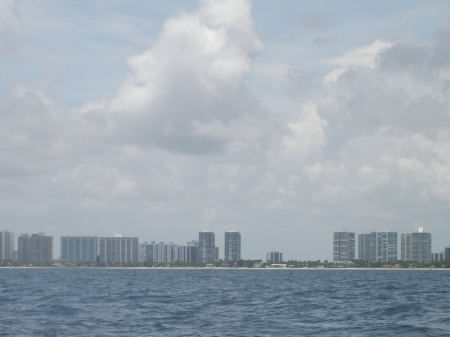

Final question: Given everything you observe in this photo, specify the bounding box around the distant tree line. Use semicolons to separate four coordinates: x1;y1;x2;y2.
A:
2;258;450;268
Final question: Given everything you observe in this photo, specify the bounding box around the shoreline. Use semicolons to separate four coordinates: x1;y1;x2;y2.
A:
1;266;449;271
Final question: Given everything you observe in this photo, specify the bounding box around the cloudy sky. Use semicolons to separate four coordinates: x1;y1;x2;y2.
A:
1;0;450;260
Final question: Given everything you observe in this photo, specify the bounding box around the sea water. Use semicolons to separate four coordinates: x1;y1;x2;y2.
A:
0;268;449;336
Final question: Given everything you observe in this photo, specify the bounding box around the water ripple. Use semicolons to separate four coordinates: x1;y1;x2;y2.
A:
0;269;450;336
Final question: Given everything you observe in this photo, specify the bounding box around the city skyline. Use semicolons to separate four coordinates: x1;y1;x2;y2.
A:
1;227;448;263
1;1;450;261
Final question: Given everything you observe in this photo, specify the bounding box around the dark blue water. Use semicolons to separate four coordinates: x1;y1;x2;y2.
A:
1;269;449;336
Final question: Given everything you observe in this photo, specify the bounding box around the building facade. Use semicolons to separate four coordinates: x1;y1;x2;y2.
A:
99;234;139;264
333;229;355;262
358;232;371;261
358;231;397;262
18;233;53;263
184;241;198;264
60;235;99;263
401;228;431;263
0;230;14;261
445;247;450;260
224;230;241;261
266;250;283;263
198;230;215;264
140;240;199;264
431;252;444;262
140;241;158;262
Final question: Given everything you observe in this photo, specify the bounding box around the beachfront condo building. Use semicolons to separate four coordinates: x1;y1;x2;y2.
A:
199;230;215;264
224;230;241;261
333;229;355;262
401;228;431;263
99;234;139;264
18;233;53;263
267;250;283;263
60;235;99;263
140;240;199;264
358;232;371;261
0;230;14;261
358;231;397;262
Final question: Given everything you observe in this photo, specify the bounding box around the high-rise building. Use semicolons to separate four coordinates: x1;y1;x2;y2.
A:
60;235;99;263
185;240;198;264
224;230;241;261
18;233;53;263
198;230;215;264
266;250;283;263
445;246;450;260
0;230;14;261
358;231;397;262
99;234;138;263
333;229;355;262
358;232;371;261
141;240;198;264
432;252;444;262
140;241;158;262
214;246;219;261
18;234;31;262
164;242;178;263
401;228;431;263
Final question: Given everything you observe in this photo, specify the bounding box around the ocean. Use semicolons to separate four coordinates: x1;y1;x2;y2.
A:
0;268;449;336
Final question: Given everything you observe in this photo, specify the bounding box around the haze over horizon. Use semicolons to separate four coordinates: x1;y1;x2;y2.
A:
1;0;450;260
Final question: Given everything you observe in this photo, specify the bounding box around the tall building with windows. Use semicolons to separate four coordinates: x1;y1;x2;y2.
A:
432;252;444;261
18;233;53;263
401;228;431;263
18;234;31;262
266;250;283;263
184;240;198;264
198;230;215;264
60;235;99;263
224;230;241;261
0;230;14;261
140;241;158;262
333;229;355;262
214;246;219;261
99;234;138;263
445;246;450;260
373;231;397;262
141;240;199;264
358;230;397;262
358;232;371;261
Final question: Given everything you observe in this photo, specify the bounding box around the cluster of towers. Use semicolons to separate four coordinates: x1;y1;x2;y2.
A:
332;228;446;263
0;231;53;264
140;230;242;264
0;229;243;264
59;229;242;264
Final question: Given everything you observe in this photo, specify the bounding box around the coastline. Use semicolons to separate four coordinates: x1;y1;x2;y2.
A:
1;266;449;271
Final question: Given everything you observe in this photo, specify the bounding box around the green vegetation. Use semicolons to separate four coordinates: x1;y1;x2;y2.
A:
0;260;54;267
2;258;450;268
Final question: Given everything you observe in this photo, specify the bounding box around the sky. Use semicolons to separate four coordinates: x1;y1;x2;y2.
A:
1;0;450;260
